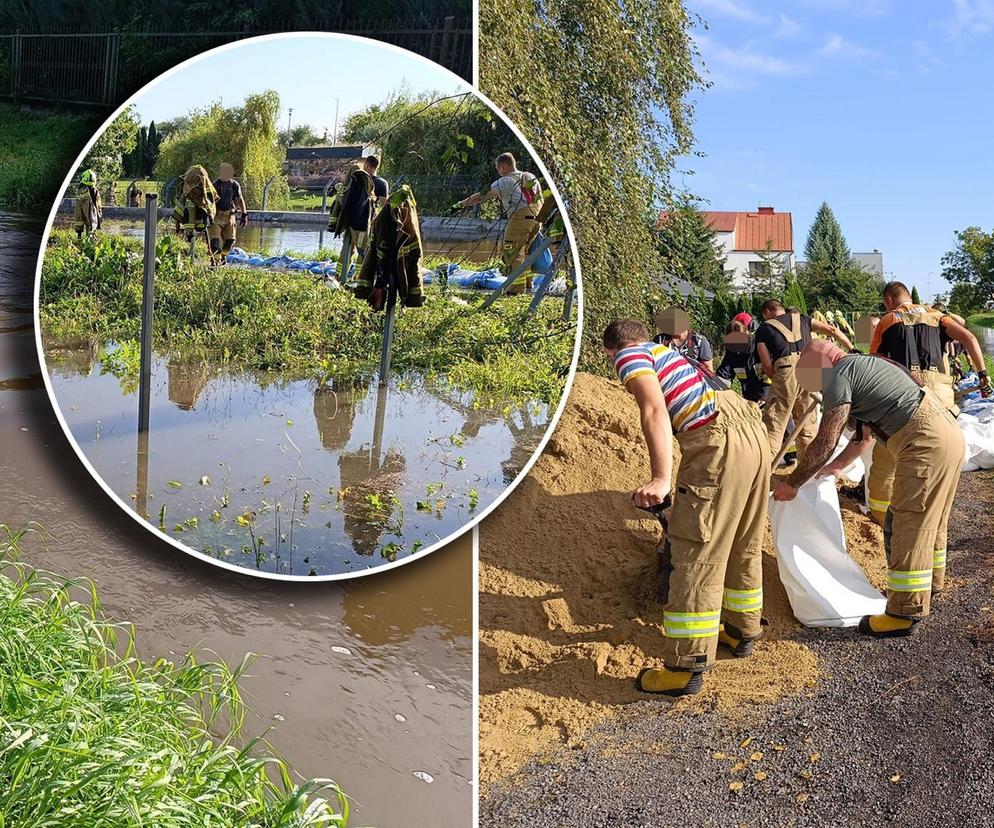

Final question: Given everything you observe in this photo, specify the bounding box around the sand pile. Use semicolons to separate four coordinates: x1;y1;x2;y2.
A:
479;373;890;788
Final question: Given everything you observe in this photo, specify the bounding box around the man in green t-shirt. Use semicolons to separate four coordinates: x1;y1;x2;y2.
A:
772;340;964;638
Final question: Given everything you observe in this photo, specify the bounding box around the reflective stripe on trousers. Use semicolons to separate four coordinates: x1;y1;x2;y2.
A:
663;610;721;639
722;586;762;613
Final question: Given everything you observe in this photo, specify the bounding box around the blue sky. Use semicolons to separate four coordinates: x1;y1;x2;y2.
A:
132;36;467;144
680;0;994;300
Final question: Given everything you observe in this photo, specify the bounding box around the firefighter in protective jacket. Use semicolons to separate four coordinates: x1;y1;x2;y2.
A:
73;169;102;238
354;185;424;310
172;165;219;253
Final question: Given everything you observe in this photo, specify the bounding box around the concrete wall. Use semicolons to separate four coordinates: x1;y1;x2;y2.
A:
56;201;504;243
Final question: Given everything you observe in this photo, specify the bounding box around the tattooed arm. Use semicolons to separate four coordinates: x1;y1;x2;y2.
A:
786;403;851;489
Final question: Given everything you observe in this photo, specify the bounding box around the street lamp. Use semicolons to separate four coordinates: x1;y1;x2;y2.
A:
286;107;293;147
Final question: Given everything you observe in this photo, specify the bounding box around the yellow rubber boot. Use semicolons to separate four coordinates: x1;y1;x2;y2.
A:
857;613;919;639
635;667;703;697
718;624;757;658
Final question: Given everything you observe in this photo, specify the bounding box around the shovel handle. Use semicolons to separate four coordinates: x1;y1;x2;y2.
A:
771;392;823;468
636;494;672;529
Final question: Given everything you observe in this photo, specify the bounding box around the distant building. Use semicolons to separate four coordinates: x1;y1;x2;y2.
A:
796;249;884;277
658;206;795;291
285;144;381;190
852;249;884;276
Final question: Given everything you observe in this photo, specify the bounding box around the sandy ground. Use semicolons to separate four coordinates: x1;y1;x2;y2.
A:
482;469;994;827
477;373;896;788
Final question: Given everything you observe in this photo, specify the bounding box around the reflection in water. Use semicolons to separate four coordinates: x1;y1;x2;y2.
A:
167;360;212;410
48;341;550;576
4;214;472;827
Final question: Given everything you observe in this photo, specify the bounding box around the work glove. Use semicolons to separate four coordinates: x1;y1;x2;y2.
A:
369;286;385;312
239;212;248;228
447;201;464;214
980;370;993;399
848;347;862;354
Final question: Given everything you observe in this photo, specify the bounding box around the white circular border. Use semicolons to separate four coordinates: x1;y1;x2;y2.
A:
33;30;584;582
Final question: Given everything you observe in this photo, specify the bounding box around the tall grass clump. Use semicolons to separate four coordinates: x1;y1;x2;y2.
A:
39;230;576;404
0;526;349;827
0;105;98;212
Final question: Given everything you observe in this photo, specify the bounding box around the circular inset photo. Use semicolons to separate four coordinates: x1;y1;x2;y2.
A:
35;33;581;580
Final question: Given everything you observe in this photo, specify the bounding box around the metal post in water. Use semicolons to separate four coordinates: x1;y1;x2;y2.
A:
378;285;398;387
138;194;157;435
136;430;150;519
371;383;388;468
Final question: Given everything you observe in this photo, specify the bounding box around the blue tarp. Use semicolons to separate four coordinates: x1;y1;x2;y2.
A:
957;371;994;415
224;247;347;285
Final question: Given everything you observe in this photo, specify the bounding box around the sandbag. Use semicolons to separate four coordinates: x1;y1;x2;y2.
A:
768;477;885;627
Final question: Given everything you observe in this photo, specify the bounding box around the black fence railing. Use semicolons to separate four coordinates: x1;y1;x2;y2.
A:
0;18;472;107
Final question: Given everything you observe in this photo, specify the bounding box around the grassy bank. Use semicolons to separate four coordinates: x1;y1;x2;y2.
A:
39;230;575;405
0;104;97;212
0;526;349;826
967;311;994;329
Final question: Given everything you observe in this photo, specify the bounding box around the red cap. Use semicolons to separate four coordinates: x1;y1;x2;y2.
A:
733;312;753;326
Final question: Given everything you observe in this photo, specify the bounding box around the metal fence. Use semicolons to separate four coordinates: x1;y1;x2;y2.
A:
0;18;472;107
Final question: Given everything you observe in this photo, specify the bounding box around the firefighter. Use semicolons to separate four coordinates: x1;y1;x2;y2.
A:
755;299;853;461
456;152;544;295
172;165;219;259
774;339;964;638
864;281;991;595
208;162;247;262
715;319;770;404
604;318;770;697
73;169;102;239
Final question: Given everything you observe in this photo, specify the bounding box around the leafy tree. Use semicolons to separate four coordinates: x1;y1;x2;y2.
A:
743;240;790;297
784;271;808;314
480;0;702;371
940;226;994;312
78;104;139;187
804;201;853;275
800;260;883;314
342;90;529;214
279;124;325;147
911;285;921;304
656;200;730;294
154;91;289;209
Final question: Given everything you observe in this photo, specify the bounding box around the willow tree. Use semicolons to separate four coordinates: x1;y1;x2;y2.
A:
154;91;289;209
480;0;703;370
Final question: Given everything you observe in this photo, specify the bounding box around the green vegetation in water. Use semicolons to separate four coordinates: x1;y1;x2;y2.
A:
967;312;994;329
40;230;574;405
0;105;99;212
0;526;349;826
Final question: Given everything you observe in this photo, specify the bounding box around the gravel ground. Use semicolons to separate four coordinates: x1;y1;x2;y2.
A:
481;471;994;828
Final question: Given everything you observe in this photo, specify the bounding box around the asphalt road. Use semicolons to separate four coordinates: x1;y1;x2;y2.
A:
482;471;994;828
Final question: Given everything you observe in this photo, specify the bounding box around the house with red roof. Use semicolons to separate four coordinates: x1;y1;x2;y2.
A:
702;206;794;289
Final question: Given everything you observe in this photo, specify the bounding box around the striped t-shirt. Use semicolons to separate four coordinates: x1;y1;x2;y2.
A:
614;342;718;432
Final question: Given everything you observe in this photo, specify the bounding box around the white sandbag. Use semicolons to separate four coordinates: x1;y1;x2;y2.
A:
831;428;873;485
768;477;885;627
959;412;994;471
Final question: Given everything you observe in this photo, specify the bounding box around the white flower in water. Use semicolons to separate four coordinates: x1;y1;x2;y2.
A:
395;713;407;722
331;645;351;655
412;771;434;784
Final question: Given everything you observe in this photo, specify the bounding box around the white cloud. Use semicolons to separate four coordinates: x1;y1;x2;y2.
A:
944;0;994;37
912;39;944;73
776;13;803;38
696;35;806;76
693;0;765;23
818;33;880;58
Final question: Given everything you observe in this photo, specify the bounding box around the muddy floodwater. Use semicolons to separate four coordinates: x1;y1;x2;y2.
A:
45;342;547;576
58;216;502;262
3;212;472;826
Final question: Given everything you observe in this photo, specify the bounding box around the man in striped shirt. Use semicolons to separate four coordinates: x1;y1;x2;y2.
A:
604;319;771;697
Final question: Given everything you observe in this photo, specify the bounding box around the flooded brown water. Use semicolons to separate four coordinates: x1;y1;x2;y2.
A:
44;342;547;577
2;213;472;826
56;216;502;263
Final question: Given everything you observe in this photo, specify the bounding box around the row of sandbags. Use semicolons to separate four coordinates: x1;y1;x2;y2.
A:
424;263;568;296
224;247;347;285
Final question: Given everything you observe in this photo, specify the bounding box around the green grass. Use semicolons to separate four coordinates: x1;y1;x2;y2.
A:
289;191;326;211
967;311;994;329
39;230;575;405
0;526;349;826
0;104;98;213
